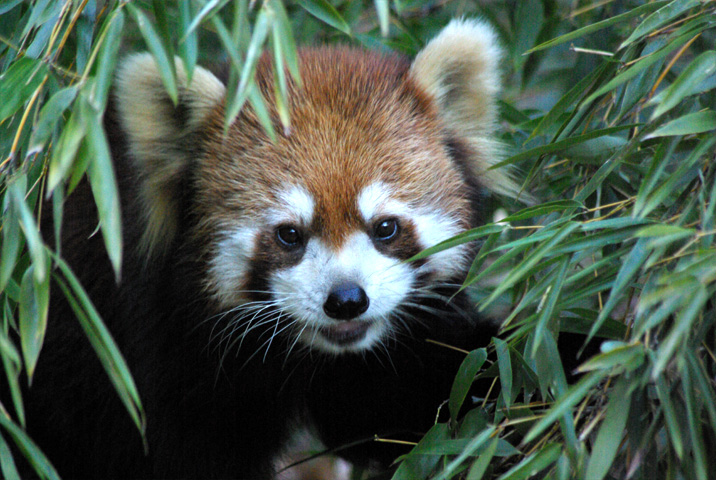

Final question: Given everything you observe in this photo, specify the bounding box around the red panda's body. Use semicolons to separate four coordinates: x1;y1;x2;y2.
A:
17;19;513;479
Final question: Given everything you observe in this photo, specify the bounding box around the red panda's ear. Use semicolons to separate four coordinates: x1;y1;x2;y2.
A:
114;54;225;258
410;19;522;199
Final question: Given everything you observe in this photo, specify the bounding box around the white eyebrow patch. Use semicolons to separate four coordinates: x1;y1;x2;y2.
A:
266;185;315;225
358;181;409;221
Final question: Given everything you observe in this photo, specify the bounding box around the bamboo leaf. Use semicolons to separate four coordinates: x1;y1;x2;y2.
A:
585;378;631;480
28;85;78;155
297;0;351;35
523;372;603;444
178;0;198;82
525;3;668;54
494;338;513;410
51;256;145;436
645;110;716;138
432;427;496;480
126;3;178;105
497;443;561;480
0;415;59;480
620;0;700;49
649;51;716;119
583;31;698;106
0;56;48;122
46;105;86;194
449;349;487;421
81;98;122;279
19;261;50;382
8;178;45;284
91;10;124;111
374;0;389;36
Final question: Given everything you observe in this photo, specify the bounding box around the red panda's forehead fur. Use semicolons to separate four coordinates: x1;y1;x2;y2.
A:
195;47;472;247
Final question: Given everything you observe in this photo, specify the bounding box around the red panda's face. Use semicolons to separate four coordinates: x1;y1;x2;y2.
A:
196;50;476;354
115;20;513;356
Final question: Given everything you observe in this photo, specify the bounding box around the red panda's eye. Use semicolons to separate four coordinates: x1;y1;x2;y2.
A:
276;225;302;248
373;219;399;241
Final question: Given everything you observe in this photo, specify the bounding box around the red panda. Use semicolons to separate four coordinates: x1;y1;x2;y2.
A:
20;19;515;479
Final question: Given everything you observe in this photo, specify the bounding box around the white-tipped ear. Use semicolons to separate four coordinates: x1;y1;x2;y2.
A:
411;19;521;198
114;54;225;257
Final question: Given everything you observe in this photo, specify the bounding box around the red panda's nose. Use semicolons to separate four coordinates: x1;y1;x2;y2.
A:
323;283;369;320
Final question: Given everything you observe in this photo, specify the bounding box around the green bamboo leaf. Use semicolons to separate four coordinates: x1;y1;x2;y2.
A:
653;285;708;377
466;437;499;480
525;3;668;54
635;224;695;238
392;423;450;480
497;443;561;480
227;7;272;130
685;351;716;435
0;431;21;480
0;56;48;122
8;178;45;284
636;136;715;217
408;224;505;263
91;10;124;111
183;0;231;38
494;338;513;409
178;0;198;83
272;0;301;83
528;64;610;141
449;348;487;421
374;0;389;36
532;256;570;355
0;307;24;423
297;0;351;35
524;372;604;444
681;364;708;480
0;415;59;480
432;427;496;480
501;201;583;223
649;51;716;119
495;126;635;168
81;98;123;279
645;110;716;138
654;371;684;458
270;19;291;131
482;222;580;308
46;105;86;194
0;0;23;15
126;3;178;105
620;0;700;49
584;31;697;106
28;86;78;155
51;256;145;435
19;261;49;382
0;198;22;294
590;238;650;342
585;378;631;480
577;343;645;373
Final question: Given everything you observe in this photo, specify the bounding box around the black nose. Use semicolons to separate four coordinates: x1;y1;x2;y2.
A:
323;283;369;320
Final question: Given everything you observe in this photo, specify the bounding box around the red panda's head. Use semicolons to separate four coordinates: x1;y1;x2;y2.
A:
115;19;517;355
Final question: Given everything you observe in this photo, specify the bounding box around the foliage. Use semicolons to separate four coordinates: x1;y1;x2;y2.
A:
0;1;715;479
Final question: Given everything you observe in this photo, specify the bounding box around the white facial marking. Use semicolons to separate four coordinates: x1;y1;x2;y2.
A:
208;226;260;306
357;181;411;222
270;232;414;354
266;185;315;225
359;181;469;279
411;210;468;279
